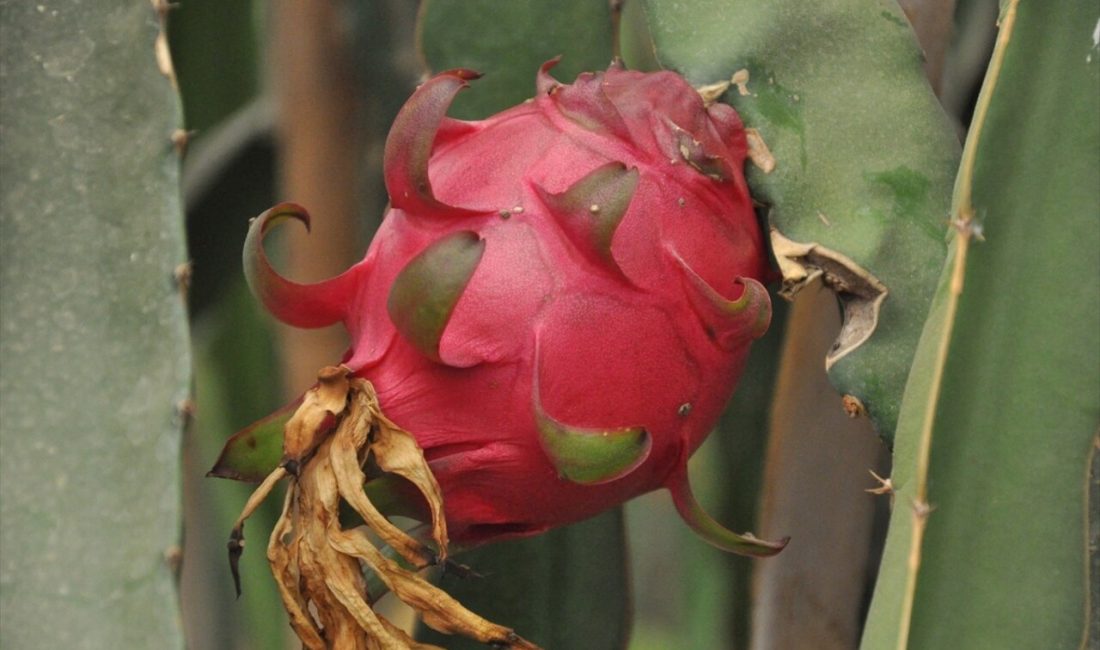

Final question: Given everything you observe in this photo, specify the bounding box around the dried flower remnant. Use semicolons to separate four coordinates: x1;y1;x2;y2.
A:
229;366;538;649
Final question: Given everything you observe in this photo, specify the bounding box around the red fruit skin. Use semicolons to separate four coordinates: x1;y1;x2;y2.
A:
249;61;775;548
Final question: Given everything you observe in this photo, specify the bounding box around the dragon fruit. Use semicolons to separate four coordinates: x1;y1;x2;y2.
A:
240;60;786;556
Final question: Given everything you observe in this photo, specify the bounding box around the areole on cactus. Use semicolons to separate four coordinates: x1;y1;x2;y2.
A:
213;58;787;647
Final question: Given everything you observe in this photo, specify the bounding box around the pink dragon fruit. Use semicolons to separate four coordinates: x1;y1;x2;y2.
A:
241;60;786;555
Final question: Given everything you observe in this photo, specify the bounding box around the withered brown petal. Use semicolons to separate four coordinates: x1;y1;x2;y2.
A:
267;485;326;650
377;617;445;650
328;526;537;648
282;366;351;467
330;388;436;568
296;436;377;650
369;406;450;558
229;368;539;649
323;571;401;646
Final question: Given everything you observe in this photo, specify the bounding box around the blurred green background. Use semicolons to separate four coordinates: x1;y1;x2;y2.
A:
4;1;1093;649
168;1;1005;648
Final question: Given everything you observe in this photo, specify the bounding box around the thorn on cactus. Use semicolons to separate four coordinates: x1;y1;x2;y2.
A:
173;261;193;293
866;469;894;497
174;398;195;428
842;394;867;418
912;499;935;520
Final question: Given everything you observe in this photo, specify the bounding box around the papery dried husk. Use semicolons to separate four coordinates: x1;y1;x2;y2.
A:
281;365;350;471
229;367;539;649
328;386;438;569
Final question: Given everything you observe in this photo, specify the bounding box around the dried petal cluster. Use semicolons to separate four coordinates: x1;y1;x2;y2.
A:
231;367;537;649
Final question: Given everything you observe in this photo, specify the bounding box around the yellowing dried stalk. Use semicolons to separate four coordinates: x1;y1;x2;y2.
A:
228;366;539;649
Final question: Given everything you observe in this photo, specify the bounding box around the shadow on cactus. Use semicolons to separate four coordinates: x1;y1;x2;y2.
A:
209;59;788;648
